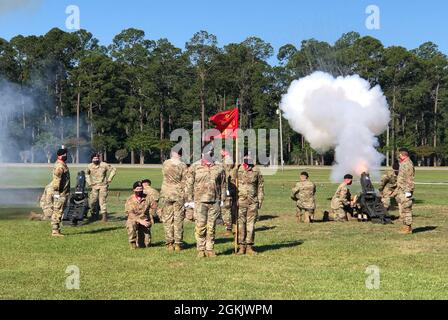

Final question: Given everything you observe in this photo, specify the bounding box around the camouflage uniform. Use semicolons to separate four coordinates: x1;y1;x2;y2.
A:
143;185;160;220
86;162;117;218
160;157;187;246
37;184;54;220
393;158;415;226
186;161;226;253
236;165;264;247
125;194;152;248
220;162;237;231
378;170;397;210
51;160;70;231
184;166;194;222
291;179;316;223
330;182;351;222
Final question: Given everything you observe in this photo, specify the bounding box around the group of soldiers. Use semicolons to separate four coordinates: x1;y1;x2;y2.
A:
32;145;415;251
129;148;265;257
30;150;117;236
290;147;415;234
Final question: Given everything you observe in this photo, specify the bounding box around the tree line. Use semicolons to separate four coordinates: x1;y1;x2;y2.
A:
0;28;447;166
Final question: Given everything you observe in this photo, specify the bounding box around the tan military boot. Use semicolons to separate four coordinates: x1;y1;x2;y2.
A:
101;213;108;222
130;242;138;250
236;245;246;255
51;230;65;237
174;244;182;252
399;225;412;234
246;246;258;256
206;250;216;258
197;250;206;258
167;244;174;252
304;213;311;224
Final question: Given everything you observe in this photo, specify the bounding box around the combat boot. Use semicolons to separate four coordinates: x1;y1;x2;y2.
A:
246;246;258;256
167;243;174;252
174;244;182;252
51;230;65;237
399;225;412;234
130;242;137;250
101;213;108;222
197;250;206;258
206;250;216;258
236;245;246;255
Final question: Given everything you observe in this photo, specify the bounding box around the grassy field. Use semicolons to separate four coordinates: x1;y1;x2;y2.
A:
0;167;447;300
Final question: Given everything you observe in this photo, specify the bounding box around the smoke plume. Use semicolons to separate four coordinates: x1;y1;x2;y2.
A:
280;71;390;182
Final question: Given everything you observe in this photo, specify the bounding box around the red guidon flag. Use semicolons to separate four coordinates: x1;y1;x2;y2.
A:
208;108;238;139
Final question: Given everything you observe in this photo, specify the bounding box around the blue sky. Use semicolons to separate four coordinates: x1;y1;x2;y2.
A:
0;0;446;64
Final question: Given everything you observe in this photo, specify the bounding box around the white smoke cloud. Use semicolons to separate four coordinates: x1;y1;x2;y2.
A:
280;71;390;182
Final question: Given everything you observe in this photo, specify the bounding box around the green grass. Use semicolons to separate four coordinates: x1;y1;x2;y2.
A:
0;167;447;299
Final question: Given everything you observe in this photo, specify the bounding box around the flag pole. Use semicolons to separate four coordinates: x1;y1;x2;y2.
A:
234;99;240;254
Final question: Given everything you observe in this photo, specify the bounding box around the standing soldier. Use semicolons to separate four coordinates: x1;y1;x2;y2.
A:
160;150;187;252
125;181;153;249
391;148;415;234
142;179;160;222
50;148;70;237
291;171;316;223
86;153;117;222
379;162;399;210
220;149;236;235
186;150;226;258
235;156;264;255
330;174;355;222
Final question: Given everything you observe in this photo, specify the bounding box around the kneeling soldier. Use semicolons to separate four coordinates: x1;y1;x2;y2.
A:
291;171;316;223
125;181;154;249
330;174;355;222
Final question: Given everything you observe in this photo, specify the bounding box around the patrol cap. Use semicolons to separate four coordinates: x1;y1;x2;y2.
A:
133;181;143;190
57;148;67;156
300;171;309;178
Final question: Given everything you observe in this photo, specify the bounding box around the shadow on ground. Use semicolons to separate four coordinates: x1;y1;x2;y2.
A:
219;240;304;256
413;226;437;234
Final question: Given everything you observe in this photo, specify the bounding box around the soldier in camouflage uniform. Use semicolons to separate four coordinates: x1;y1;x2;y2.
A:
50;148;70;237
86;153;117;222
378;162;399;210
235;156;264;255
186;150;226;258
391;148;415;234
125;181;154;249
184;164;195;222
29;184;54;221
160;150;187;252
142;179;160;222
291;172;316;223
330;174;354;222
219;149;236;235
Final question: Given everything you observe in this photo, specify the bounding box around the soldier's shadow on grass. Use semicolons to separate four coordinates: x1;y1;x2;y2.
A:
70;226;123;235
257;215;279;222
219;240;304;256
255;226;276;232
413;226;437;234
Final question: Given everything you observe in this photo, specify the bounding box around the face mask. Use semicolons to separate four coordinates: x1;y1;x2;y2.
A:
135;191;144;198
